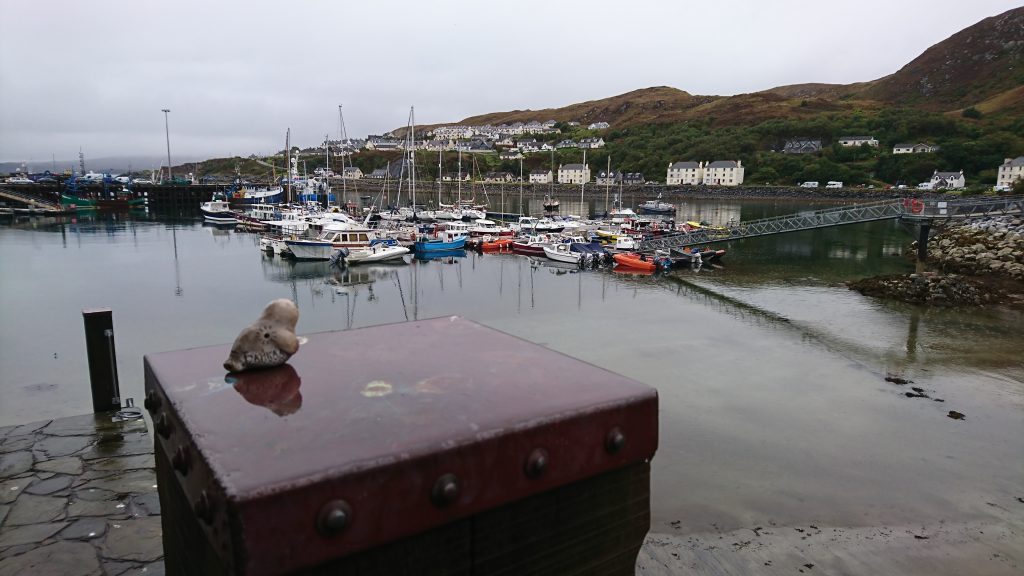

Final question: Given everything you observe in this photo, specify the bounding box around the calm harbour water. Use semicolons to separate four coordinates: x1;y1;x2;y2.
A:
1;197;1021;538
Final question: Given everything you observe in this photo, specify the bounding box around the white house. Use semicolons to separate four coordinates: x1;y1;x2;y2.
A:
499;149;523;160
558;163;590;185
588;122;609;130
893;142;939;154
929;169;965;190
442;172;471;182
996;157;1024;188
838;136;878;147
484;172;513;183
342;167;363;180
702;160;744;186
529;169;553;184
556;139;578;149
579;137;605;149
595;171;621;186
666;161;703;185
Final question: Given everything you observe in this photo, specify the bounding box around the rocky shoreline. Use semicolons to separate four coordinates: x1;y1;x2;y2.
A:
849;215;1024;307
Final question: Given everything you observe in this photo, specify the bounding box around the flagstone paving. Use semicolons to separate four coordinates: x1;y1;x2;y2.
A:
0;414;163;575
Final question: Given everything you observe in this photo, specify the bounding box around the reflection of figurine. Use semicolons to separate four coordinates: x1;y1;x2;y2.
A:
231;364;302;416
223;299;301;372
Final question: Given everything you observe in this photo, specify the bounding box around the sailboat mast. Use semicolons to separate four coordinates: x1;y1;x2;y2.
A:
325;133;330;206
437;147;442;208
580;149;586;218
285;128;292;204
519;155;523;217
338;105;348;206
457;147;462;205
409;106;416;213
605;154;611;215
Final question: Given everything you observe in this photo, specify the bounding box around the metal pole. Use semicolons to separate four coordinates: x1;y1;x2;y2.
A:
162;109;172;182
83;308;121;413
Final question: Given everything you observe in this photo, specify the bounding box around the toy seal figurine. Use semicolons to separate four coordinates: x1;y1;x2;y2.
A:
223;299;301;372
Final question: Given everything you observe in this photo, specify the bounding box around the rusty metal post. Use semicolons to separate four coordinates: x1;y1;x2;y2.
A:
83;308;121;413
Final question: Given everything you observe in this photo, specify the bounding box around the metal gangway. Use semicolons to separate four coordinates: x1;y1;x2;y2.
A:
0;187;63;212
638;195;1024;252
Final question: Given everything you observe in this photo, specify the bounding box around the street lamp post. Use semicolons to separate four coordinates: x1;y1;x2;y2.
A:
161;109;172;182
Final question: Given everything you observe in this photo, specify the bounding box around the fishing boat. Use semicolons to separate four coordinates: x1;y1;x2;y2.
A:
543;195;560;211
542;243;582;265
612;252;657;272
229;184;285;206
200;195;239;224
638;193;676;215
413;222;469;252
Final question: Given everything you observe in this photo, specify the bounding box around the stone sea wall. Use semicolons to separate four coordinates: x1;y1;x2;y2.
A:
915;215;1024;279
849;216;1024;307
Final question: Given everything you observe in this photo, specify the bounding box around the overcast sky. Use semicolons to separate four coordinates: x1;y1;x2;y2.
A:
0;0;1019;164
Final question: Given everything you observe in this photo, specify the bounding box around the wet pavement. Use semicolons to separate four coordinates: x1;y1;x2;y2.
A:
0;413;162;576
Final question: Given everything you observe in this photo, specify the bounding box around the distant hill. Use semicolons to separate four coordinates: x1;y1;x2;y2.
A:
400;6;1024;134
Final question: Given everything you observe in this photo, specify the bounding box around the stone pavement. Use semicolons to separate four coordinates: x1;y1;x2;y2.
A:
0;413;163;576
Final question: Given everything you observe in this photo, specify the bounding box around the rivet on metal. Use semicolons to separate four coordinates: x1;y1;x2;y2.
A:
524;448;548;478
155;413;173;438
431;473;460;507
194;490;215;524
605;427;626;454
171;445;191;475
316;500;352;537
143;390;161;413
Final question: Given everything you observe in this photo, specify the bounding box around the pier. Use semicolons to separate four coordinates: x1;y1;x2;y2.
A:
638;195;1024;252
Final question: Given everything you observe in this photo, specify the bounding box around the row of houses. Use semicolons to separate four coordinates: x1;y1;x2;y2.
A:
666;161;745;186
429;120;610;141
783;137;940;155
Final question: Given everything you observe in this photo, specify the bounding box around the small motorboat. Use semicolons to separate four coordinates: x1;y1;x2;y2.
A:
510;235;552;256
200;197;239;224
344;240;410;265
542;243;582;265
480;237;515;252
638;193;676;215
612;252;657;272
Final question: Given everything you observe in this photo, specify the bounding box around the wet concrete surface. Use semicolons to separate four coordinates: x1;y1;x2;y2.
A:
0;413;163;576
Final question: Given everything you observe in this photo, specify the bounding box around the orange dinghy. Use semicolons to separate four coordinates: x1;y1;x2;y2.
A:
612;252;657;272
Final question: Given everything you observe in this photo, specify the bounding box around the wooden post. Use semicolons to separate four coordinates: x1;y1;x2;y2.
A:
83;308;121;413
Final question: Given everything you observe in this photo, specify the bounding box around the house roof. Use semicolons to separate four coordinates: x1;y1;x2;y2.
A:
342;166;361;173
1002;156;1024;166
670;161;700;169
935;171;962;178
530;169;551;175
839;136;874;140
561;164;587;170
707;160;739;168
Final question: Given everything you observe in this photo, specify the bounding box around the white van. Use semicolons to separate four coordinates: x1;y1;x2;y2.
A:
825;181;843;189
800;181;819;188
917;182;933;190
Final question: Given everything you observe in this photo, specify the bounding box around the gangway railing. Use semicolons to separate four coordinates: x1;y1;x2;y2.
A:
638;195;1024;252
0;187;62;211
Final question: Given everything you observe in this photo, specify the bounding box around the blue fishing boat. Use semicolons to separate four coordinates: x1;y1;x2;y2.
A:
413;222;469;253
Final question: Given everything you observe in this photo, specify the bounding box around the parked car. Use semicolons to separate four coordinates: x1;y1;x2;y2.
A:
825;181;843;189
993;184;1011;192
917;182;933;190
800;181;819;188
